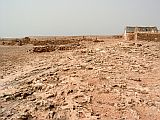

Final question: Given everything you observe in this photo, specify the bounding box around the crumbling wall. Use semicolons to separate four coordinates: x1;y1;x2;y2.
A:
0;37;31;46
85;35;123;40
31;39;80;46
33;44;81;52
125;33;135;40
33;45;56;52
124;32;160;41
137;33;160;42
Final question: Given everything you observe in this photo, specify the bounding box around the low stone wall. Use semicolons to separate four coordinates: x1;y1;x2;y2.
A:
125;33;135;40
0;37;31;46
31;39;80;46
124;33;160;41
137;33;160;42
33;44;82;52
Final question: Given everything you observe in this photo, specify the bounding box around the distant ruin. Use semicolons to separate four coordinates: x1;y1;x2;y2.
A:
124;26;160;41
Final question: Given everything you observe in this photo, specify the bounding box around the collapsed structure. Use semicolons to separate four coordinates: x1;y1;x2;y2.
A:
124;26;160;41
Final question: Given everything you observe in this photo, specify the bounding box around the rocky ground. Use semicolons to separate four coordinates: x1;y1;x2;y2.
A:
0;38;160;120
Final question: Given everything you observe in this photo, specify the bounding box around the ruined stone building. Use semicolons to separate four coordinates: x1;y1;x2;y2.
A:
124;26;159;41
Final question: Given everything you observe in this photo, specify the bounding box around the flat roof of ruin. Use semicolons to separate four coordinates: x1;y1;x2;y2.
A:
126;26;157;28
125;26;158;33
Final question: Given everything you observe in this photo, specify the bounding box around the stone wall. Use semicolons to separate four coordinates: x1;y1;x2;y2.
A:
125;33;135;40
137;33;160;42
124;32;160;41
33;44;81;52
31;39;80;46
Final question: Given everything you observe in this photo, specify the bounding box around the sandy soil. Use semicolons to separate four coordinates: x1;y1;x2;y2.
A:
0;38;160;120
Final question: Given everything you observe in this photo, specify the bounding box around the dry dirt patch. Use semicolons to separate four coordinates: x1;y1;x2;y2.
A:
0;39;160;120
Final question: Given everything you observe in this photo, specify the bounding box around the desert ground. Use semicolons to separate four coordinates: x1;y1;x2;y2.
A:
0;36;160;120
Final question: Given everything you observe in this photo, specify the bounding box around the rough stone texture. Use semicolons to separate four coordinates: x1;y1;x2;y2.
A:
33;45;56;52
125;32;160;41
31;39;80;46
137;33;160;41
0;38;160;120
33;44;82;52
124;33;135;40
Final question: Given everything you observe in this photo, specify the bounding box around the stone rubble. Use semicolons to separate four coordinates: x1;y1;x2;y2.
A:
0;39;160;120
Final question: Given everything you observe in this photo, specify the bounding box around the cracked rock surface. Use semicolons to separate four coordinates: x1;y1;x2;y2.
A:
0;39;160;120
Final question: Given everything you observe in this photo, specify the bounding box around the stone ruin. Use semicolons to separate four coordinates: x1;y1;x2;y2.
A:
124;26;160;41
33;43;82;53
0;37;31;46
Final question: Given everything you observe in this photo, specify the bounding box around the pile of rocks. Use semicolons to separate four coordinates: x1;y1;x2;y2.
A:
33;45;56;52
33;44;82;52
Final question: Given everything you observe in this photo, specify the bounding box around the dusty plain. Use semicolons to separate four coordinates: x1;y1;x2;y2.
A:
0;36;160;120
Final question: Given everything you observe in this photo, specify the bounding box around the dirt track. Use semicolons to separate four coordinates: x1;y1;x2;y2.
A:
0;38;160;120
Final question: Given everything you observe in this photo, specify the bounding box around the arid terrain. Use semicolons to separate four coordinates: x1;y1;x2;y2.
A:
0;36;160;120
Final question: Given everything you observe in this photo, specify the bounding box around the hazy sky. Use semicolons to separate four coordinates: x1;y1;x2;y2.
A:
0;0;160;37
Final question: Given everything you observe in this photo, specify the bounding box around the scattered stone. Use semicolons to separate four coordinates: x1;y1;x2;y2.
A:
33;45;56;52
48;111;56;119
17;112;33;120
47;93;57;98
86;58;92;62
129;43;135;46
5;95;14;101
67;89;74;95
86;66;94;70
62;68;70;71
0;75;4;79
128;78;142;82
45;103;55;110
93;39;104;42
1;38;160;120
136;43;142;47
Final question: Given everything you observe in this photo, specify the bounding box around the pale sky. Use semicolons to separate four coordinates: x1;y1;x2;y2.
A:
0;0;160;37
